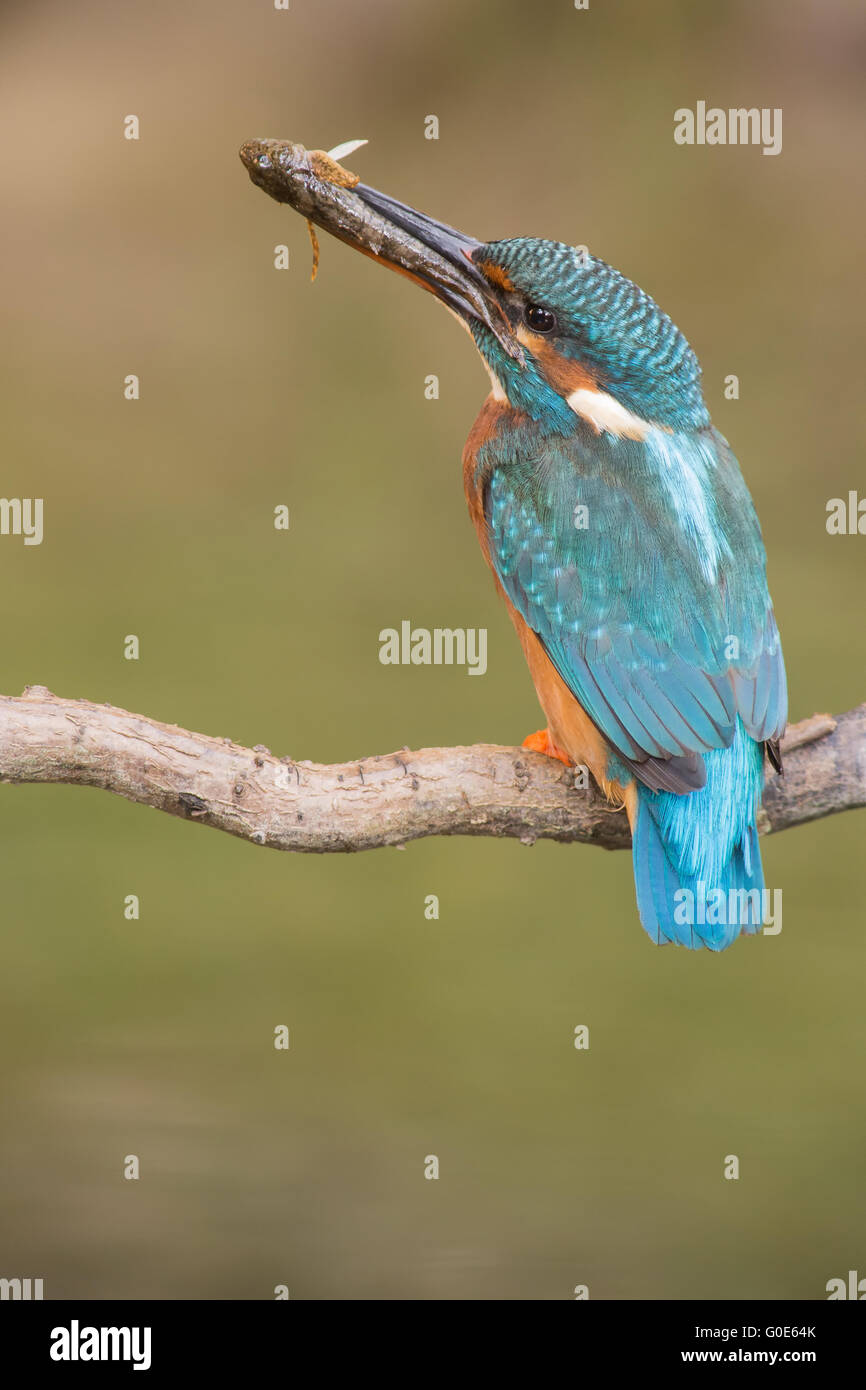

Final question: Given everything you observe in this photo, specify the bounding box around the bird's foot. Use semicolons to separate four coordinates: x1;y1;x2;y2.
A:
522;727;573;766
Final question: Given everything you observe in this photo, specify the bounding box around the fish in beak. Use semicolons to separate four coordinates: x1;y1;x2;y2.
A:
238;138;522;361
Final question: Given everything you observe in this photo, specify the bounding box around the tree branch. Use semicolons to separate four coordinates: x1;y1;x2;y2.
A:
0;687;862;853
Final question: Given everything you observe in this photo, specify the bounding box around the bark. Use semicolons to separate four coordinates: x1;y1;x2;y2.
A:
0;687;861;853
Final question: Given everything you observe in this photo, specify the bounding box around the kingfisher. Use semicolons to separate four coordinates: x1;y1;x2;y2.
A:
240;139;788;951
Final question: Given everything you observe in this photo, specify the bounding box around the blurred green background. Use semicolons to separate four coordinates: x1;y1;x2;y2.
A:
0;0;863;1300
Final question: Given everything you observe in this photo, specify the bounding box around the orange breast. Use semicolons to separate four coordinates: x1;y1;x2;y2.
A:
463;396;636;825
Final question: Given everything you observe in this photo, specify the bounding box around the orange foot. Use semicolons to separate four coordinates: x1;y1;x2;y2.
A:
522;727;573;766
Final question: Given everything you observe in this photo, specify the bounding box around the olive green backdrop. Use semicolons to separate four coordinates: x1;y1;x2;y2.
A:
0;0;863;1299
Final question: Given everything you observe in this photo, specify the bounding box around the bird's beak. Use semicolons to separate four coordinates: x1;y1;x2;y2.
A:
239;138;521;361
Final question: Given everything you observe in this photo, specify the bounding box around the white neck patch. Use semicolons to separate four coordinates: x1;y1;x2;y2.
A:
565;386;651;440
485;364;507;401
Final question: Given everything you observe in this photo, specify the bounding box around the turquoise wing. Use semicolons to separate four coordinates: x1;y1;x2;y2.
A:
482;422;786;792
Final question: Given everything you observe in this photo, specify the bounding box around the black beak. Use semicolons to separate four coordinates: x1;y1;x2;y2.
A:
239;139;520;360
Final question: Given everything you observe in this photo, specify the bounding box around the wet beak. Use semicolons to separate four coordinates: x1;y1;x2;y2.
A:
239;139;520;360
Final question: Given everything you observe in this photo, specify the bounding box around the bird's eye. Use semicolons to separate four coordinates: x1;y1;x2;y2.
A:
524;303;556;333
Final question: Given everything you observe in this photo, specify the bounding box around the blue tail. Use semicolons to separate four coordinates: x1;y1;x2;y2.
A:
631;719;766;951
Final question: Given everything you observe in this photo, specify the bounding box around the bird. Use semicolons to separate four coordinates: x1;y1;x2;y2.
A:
240;140;788;950
452;239;788;951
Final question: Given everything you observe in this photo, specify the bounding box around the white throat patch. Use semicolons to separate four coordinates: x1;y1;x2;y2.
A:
565;387;651;440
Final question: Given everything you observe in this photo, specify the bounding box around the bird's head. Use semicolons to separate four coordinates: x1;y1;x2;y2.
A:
240;141;709;437
464;238;710;435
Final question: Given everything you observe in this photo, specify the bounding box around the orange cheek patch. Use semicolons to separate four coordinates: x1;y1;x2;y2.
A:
516;327;599;395
477;260;516;292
